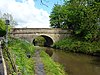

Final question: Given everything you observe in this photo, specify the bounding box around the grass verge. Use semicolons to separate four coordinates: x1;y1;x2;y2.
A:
3;38;35;75
40;50;67;75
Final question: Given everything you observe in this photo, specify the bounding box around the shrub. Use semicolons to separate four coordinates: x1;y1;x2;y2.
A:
53;37;100;55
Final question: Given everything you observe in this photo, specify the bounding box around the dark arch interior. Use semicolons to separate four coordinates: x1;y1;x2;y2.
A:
33;35;53;47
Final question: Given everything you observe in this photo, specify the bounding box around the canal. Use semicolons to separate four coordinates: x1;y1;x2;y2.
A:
44;47;100;75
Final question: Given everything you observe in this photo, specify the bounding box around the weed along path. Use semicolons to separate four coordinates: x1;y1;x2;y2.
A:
0;40;4;75
0;48;4;75
33;49;45;75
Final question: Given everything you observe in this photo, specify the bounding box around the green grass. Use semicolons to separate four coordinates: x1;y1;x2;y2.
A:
40;50;67;75
7;38;35;75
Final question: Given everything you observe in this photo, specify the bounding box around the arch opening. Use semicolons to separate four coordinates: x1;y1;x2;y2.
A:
33;35;53;47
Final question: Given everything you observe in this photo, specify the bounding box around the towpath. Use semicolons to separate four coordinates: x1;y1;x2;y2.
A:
33;49;45;75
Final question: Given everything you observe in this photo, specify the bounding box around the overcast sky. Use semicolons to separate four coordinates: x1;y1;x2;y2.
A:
0;0;63;28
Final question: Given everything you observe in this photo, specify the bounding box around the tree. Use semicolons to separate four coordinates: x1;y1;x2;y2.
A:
0;19;6;36
50;0;100;41
1;13;17;27
67;0;100;41
0;12;17;37
50;4;68;29
50;4;62;28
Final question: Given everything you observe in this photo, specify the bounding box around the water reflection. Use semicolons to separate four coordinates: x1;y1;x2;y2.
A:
51;49;100;75
45;48;53;57
91;57;100;67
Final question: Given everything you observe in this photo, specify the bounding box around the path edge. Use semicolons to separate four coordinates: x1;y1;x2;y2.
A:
1;49;7;75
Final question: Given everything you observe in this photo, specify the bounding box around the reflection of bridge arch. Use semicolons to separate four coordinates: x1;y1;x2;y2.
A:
33;35;53;47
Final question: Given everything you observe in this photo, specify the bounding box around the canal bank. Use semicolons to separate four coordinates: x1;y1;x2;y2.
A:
52;37;100;56
3;38;66;75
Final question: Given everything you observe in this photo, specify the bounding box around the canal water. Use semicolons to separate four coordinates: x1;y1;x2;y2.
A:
44;48;100;75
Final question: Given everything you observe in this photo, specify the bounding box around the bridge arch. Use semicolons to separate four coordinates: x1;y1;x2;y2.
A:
32;35;53;47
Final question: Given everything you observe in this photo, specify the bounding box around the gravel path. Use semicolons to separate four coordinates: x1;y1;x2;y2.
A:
33;50;45;75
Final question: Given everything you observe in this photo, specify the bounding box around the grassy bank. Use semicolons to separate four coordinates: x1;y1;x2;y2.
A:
3;38;35;75
3;38;66;75
53;37;100;55
40;50;66;75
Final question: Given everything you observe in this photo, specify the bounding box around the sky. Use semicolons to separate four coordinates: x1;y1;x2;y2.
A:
0;0;64;28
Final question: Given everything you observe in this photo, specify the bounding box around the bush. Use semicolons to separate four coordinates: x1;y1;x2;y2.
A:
53;37;100;55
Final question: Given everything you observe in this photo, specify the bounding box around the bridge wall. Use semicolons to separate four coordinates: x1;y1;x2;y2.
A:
11;28;71;43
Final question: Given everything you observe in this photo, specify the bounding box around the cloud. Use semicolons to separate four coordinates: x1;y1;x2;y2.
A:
0;0;50;28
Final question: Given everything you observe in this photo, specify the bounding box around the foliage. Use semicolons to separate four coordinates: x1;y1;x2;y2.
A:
50;4;68;29
53;37;100;55
7;38;35;75
34;36;46;46
1;12;17;27
40;50;67;75
0;19;6;36
50;0;100;41
0;12;17;37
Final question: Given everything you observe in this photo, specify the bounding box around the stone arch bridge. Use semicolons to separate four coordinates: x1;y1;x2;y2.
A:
11;28;71;46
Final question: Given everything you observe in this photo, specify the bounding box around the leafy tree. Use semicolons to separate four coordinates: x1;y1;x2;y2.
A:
0;19;6;36
50;4;68;29
50;0;100;41
67;0;100;41
50;4;62;28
